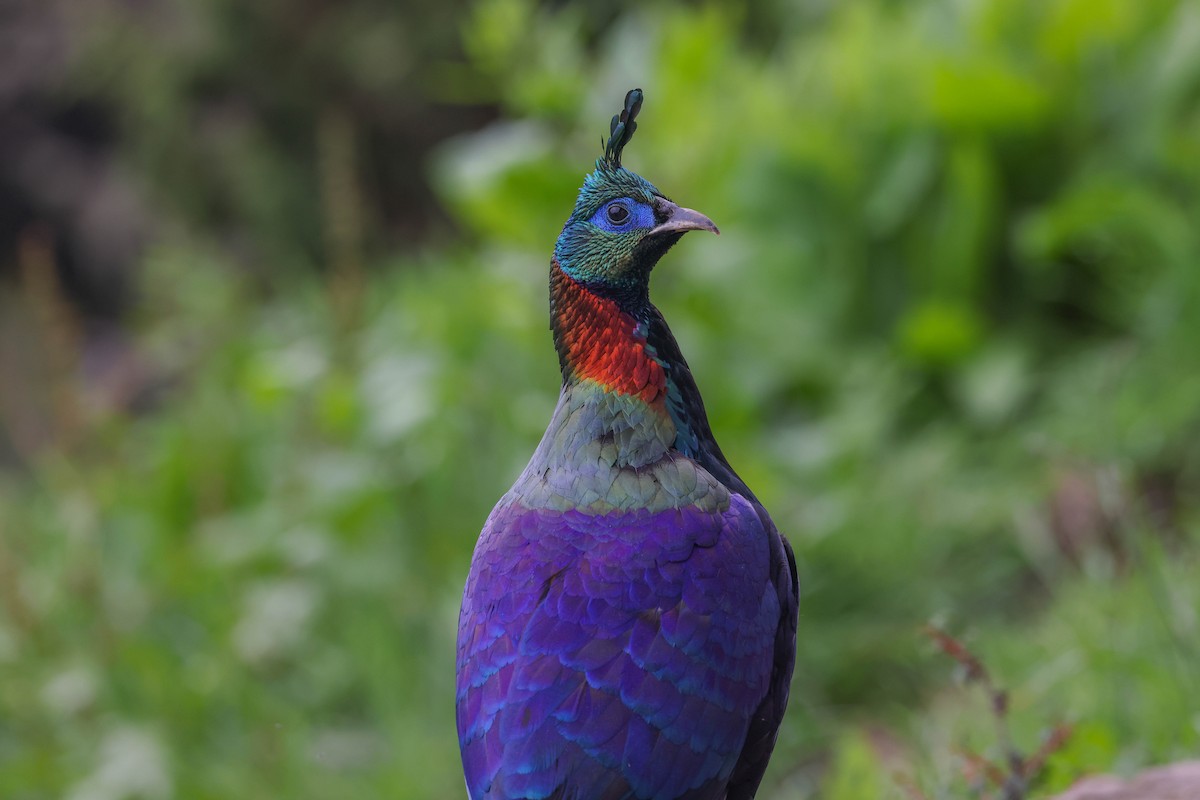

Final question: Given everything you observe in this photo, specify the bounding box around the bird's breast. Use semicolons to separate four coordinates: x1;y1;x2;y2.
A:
508;384;730;515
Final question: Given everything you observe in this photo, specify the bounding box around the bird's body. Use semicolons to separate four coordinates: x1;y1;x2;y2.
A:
457;91;798;800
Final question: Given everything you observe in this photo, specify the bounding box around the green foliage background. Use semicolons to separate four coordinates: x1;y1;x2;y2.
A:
2;0;1199;797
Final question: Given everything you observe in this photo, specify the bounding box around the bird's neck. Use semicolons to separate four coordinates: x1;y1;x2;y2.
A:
550;261;666;405
549;260;734;470
542;261;748;501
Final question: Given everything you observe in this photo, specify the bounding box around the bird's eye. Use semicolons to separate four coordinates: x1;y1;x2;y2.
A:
606;203;630;225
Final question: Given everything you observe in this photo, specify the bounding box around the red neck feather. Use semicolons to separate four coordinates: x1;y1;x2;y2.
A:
550;262;666;404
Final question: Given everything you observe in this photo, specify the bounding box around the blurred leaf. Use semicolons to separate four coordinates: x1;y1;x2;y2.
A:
822;730;890;800
898;301;983;367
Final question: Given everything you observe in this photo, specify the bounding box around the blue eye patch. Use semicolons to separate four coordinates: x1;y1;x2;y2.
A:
588;198;656;233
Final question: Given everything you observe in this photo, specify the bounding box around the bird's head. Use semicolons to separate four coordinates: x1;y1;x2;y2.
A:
553;89;718;299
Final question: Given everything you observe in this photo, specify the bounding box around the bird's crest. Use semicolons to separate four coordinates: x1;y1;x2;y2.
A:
600;88;643;170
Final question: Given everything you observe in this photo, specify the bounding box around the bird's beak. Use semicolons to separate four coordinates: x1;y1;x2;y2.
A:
649;199;720;237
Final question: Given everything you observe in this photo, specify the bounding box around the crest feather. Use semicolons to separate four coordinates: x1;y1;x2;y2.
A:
601;88;643;169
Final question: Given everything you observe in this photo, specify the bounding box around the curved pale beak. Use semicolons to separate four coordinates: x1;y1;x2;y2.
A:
649;199;720;237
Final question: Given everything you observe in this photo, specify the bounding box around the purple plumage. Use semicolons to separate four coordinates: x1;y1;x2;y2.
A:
457;90;798;800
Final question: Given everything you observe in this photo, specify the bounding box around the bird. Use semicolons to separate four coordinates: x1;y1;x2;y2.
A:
456;88;799;800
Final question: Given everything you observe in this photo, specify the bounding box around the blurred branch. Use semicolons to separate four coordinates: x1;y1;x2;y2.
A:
922;625;1073;800
319;106;365;343
1023;725;1074;782
17;224;82;452
893;770;932;800
0;518;38;640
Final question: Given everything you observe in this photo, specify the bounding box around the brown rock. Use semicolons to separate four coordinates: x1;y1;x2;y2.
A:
1050;761;1200;800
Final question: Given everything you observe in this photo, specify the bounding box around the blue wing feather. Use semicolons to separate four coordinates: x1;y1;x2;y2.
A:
457;495;782;800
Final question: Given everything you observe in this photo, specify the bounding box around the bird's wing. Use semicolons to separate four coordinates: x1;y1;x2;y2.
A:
457;495;782;800
725;517;799;800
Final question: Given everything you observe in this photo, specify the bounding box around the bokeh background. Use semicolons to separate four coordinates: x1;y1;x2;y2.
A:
2;0;1199;797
